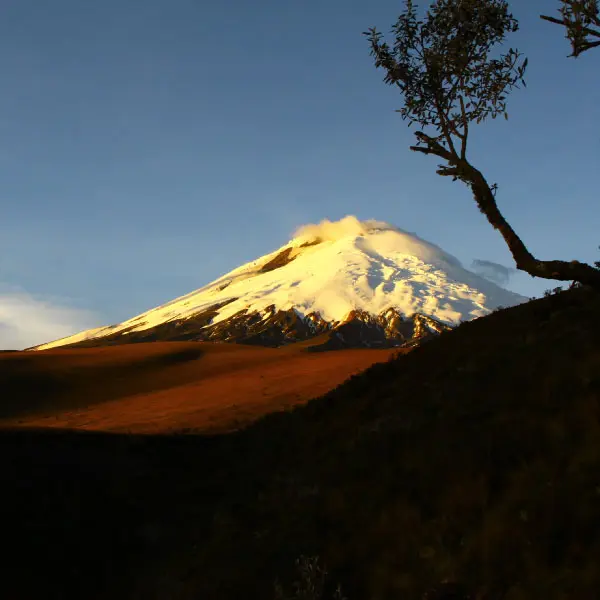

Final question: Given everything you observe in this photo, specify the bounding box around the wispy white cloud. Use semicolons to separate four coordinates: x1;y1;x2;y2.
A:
0;285;101;350
471;259;515;286
292;215;392;242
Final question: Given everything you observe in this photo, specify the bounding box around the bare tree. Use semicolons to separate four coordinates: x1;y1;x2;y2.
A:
541;0;600;57
364;0;600;288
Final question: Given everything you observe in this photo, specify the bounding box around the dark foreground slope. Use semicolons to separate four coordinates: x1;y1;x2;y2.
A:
1;287;599;600
0;343;396;433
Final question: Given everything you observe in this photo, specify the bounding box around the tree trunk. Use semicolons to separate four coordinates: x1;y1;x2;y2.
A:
410;134;600;288
464;162;600;288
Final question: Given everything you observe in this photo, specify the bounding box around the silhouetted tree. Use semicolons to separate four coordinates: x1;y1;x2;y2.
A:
541;0;600;57
364;0;600;288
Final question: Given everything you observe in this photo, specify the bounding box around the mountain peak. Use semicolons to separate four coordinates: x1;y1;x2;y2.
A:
31;216;528;350
290;216;464;269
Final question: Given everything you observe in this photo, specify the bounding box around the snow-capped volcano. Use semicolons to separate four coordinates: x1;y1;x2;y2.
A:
31;216;527;351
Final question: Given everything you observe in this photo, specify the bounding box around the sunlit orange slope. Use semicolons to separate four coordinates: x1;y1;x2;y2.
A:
0;342;400;434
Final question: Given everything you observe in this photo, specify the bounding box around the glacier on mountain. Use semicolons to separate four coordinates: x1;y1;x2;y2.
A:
32;216;527;350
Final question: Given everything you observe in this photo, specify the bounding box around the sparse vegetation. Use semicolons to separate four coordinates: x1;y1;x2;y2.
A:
364;0;600;288
544;286;565;297
274;556;346;600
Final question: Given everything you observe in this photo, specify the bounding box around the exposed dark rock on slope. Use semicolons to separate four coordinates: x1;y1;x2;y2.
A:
43;304;452;350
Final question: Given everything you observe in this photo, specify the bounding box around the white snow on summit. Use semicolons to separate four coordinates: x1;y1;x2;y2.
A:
32;216;527;350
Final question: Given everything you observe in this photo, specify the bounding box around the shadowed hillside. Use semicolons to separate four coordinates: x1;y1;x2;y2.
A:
1;286;599;600
0;343;397;433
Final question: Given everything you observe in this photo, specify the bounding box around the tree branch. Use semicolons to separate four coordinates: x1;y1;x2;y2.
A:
412;131;455;160
409;131;600;288
432;89;460;158
463;164;600;286
581;39;600;49
458;95;469;159
409;145;435;155
540;14;600;39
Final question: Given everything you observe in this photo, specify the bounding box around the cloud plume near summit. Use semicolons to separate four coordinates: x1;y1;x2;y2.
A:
292;215;393;242
291;215;463;268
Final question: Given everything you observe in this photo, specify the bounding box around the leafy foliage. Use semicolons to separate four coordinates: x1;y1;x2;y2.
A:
541;0;600;57
364;0;527;161
364;0;600;288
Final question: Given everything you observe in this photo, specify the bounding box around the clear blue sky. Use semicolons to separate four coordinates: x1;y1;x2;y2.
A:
1;0;598;346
